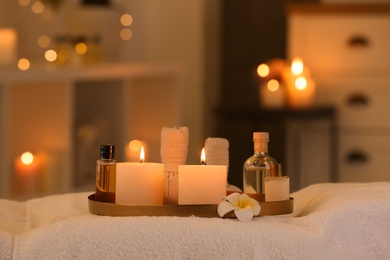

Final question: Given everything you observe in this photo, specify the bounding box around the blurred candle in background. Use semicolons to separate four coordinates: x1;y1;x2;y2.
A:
288;75;316;108
14;151;44;197
283;57;316;108
0;28;17;66
260;79;285;109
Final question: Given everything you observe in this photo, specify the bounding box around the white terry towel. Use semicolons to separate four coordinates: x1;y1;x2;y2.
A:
7;182;390;259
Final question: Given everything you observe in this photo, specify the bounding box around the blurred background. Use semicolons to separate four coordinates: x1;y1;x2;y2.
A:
1;0;390;200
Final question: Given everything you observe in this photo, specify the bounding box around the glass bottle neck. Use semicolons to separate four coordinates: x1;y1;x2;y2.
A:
253;139;269;153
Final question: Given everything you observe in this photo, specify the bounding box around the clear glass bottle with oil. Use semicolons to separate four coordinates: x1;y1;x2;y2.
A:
243;132;278;194
95;144;116;203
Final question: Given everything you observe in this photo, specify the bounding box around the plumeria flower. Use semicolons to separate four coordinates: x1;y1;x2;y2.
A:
217;193;261;221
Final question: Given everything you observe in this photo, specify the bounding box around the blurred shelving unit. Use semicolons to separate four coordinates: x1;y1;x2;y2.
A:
0;62;184;199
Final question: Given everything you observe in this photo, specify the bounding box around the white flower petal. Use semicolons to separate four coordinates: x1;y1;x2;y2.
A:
252;204;261;216
217;201;237;217
239;193;251;201
224;192;241;206
234;207;255;222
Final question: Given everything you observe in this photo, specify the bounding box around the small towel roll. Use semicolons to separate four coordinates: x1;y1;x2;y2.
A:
161;126;189;173
204;137;229;171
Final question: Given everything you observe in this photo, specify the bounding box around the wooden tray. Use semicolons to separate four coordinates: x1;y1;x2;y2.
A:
88;193;294;218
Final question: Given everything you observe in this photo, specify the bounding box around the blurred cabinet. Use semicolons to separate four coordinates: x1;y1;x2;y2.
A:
0;62;183;199
287;4;390;183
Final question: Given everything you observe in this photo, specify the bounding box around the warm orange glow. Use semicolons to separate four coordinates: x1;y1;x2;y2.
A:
120;28;133;41
267;79;279;92
291;57;304;76
295;76;307;90
75;43;87;55
120;14;133;26
18;58;30;70
55;50;69;65
140;146;145;163
31;1;44;14
45;49;57;62
21;152;34;165
201;148;206;165
37;35;50;48
19;0;31;7
129;139;142;152
257;63;269;77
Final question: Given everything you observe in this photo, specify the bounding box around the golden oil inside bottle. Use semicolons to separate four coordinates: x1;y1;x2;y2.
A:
95;160;116;203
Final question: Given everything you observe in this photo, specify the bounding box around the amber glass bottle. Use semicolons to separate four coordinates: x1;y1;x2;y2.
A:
95;144;116;203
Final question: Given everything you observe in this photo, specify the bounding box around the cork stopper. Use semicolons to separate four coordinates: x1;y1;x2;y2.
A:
253;132;269;140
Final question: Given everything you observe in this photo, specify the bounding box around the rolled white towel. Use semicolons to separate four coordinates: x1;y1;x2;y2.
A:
204;137;229;169
205;137;233;189
160;126;189;172
161;126;189;204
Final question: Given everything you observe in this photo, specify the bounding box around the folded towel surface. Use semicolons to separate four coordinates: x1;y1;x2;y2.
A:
2;182;390;259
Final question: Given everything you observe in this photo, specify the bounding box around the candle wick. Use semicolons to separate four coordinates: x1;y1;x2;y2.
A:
201;161;206;165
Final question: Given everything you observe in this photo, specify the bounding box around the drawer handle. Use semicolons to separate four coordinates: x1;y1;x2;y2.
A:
348;35;370;48
345;150;368;164
346;93;369;107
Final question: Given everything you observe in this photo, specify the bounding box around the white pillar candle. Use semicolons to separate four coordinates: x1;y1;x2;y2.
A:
286;76;316;108
116;162;164;205
178;148;226;205
0;28;17;66
264;176;290;202
178;164;227;205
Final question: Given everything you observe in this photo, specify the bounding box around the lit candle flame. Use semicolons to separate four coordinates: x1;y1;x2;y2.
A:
21;152;34;165
140;146;145;163
291;57;304;76
201;148;206;165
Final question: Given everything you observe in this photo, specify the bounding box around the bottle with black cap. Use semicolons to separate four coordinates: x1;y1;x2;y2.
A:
95;144;116;203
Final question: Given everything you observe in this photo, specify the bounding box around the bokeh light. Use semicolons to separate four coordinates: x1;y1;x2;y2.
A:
120;14;133;26
37;35;51;48
45;49;57;62
18;58;30;70
21;152;34;165
120;28;133;41
257;63;270;77
267;79;279;92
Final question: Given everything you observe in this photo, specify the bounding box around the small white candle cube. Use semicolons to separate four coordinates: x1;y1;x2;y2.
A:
265;176;290;202
178;165;227;205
